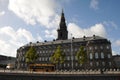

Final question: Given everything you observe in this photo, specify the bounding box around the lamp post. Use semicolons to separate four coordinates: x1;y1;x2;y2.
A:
71;34;73;71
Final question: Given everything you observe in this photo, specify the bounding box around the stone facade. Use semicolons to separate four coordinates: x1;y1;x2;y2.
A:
16;11;115;70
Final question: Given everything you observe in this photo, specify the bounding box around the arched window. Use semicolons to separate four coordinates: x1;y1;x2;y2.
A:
95;52;98;59
101;52;104;59
90;53;93;59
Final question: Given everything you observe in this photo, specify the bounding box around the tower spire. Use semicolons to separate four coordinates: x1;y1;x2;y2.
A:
57;9;68;40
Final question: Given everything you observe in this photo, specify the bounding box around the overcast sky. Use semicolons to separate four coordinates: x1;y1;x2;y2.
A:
0;0;120;57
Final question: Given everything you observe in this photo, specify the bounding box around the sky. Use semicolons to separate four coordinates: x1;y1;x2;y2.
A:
0;0;120;57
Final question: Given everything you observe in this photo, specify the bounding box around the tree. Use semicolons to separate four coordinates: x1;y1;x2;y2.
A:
50;45;65;70
25;46;39;64
76;46;87;68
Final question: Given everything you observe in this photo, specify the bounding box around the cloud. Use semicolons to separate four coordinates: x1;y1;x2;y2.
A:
0;26;42;57
112;50;119;55
44;22;107;40
115;40;120;46
103;21;118;29
45;29;57;39
0;11;5;16
90;0;99;10
68;23;107;38
8;0;60;29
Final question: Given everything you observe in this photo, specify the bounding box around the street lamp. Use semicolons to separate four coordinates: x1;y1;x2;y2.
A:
71;34;73;71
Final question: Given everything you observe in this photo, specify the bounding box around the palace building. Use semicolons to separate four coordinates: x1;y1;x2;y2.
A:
16;11;115;70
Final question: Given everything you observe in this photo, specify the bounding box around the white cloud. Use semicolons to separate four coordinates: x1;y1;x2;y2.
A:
103;21;118;29
44;22;107;40
0;11;5;16
90;0;99;10
8;0;59;29
115;40;120;46
0;26;42;57
112;50;119;55
45;29;57;39
68;23;107;38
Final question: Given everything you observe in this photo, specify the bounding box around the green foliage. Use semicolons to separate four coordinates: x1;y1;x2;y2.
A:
50;45;65;64
25;46;38;63
76;46;87;65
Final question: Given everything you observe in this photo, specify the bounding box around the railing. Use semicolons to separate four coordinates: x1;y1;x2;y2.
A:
0;69;120;75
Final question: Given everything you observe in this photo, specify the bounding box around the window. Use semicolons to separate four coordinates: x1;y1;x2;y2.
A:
84;48;86;51
37;51;39;53
75;48;77;51
100;46;103;49
22;57;25;61
107;45;109;49
75;63;78;66
43;51;45;53
64;63;66;67
101;52;104;59
109;62;111;66
90;62;93;66
63;49;65;52
75;56;77;60
89;47;92;50
42;57;44;61
67;49;69;52
68;63;70;67
39;57;41;61
40;51;42;53
45;57;48;61
102;62;105;66
67;56;70;60
95;52;98;59
95;46;97;50
108;54;111;58
90;53;93;59
96;62;99;66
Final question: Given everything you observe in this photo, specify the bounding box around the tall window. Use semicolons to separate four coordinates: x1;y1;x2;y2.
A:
109;62;111;66
107;45;109;49
102;62;105;66
89;47;92;50
95;46;97;50
101;52;104;59
95;52;98;59
76;63;78;66
68;63;70;67
90;53;93;59
64;63;66;67
96;62;99;66
90;62;93;66
108;54;111;58
100;46;103;49
67;56;70;60
39;57;41;61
